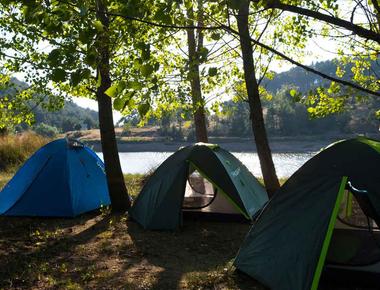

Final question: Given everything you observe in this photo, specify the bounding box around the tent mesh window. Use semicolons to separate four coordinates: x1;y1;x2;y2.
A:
338;188;379;229
182;169;217;209
327;188;380;266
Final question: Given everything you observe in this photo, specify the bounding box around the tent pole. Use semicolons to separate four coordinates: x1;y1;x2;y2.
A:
310;176;348;290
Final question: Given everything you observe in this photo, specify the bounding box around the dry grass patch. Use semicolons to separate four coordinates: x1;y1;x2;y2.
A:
0;132;50;172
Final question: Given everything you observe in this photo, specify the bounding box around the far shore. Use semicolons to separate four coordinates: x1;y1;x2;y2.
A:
81;134;375;153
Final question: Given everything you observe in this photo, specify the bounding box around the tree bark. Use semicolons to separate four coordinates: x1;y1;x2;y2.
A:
186;1;209;143
237;0;280;196
96;0;130;211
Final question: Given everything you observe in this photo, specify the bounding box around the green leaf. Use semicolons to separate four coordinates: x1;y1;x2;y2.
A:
47;49;61;65
307;107;315;114
184;1;193;9
113;98;125;111
127;81;143;90
70;70;81;86
113;91;135;111
105;84;118;98
51;68;66;82
79;30;92;44
141;44;150;60
198;47;209;62
208;67;218;77
289;89;297;97
210;33;221;40
141;64;154;77
118;80;127;91
84;48;97;67
93;20;104;32
138;102;150;116
154;9;172;24
96;73;102;88
81;68;92;79
105;81;126;98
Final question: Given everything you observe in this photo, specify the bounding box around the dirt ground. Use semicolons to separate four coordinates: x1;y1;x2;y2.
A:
1;212;379;289
0;213;264;290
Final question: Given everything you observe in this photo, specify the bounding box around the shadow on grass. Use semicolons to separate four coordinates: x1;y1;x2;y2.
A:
125;219;265;289
0;212;113;289
0;213;264;289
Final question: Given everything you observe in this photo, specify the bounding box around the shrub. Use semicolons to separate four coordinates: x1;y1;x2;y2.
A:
33;123;59;137
121;123;132;136
0;132;49;172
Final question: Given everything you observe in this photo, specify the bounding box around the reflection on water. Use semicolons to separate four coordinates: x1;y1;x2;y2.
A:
96;151;315;178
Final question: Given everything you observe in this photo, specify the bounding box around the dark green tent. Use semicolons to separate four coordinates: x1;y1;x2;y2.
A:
129;143;268;230
234;137;380;290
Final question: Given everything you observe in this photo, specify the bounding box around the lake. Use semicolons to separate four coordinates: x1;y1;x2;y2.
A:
96;151;316;178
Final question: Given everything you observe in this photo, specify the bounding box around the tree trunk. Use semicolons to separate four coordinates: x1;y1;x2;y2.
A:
0;128;8;136
96;0;130;211
237;0;280;196
186;2;209;143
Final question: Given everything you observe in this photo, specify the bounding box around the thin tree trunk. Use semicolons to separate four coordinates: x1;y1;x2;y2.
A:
237;0;280;196
186;1;209;143
96;0;130;211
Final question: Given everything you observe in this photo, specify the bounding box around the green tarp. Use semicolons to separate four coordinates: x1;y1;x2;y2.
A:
129;143;268;230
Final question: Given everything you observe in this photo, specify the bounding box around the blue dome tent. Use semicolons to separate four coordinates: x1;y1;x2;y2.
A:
0;138;110;217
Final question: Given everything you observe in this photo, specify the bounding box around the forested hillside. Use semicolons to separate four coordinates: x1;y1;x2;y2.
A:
16;100;99;136
33;101;98;131
11;59;380;138
135;59;380;140
1;77;99;135
265;59;380;93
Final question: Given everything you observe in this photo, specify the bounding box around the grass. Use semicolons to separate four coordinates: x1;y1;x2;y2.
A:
124;174;145;198
0;172;13;190
0;132;50;172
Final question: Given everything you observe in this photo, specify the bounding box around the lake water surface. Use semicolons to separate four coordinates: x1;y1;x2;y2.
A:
96;151;316;178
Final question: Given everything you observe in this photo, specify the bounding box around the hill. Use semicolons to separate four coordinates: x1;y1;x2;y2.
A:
0;77;99;134
264;58;380;94
34;101;98;131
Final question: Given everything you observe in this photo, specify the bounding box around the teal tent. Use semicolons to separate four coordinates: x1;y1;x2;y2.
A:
129;143;268;230
234;137;380;290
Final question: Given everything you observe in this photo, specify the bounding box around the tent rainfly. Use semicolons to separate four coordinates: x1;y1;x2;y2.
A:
0;138;110;217
234;137;380;290
129;143;268;230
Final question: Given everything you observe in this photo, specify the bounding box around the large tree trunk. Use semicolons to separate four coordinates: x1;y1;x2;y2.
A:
96;0;130;211
186;1;209;143
237;0;280;196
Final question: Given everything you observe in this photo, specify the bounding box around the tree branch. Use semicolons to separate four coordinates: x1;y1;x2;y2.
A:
107;10;380;98
223;25;380;97
107;11;222;30
261;0;380;44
